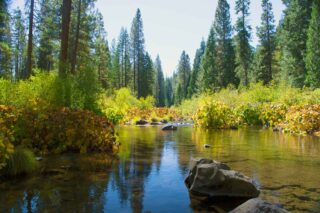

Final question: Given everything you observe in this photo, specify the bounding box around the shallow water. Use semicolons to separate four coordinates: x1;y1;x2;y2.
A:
1;126;320;212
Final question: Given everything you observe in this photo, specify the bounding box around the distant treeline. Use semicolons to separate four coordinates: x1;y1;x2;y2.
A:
0;0;319;107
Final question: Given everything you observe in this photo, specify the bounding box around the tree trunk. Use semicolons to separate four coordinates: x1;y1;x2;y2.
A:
25;0;34;79
59;0;72;76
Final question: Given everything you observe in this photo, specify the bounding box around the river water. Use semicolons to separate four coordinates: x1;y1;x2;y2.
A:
1;126;320;212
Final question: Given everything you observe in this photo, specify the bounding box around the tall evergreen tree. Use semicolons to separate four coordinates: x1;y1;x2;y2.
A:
130;9;145;97
188;39;205;98
164;77;173;106
177;51;191;99
252;0;276;84
93;11;111;89
200;26;218;91
118;27;131;88
26;0;35;78
37;0;61;71
214;0;236;87
141;52;155;97
59;0;72;76
70;0;82;74
235;0;252;86
12;9;26;80
279;0;312;87
0;0;12;78
110;39;120;89
154;55;165;106
305;1;320;88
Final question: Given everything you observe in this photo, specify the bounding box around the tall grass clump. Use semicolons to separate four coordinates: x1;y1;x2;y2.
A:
4;146;39;176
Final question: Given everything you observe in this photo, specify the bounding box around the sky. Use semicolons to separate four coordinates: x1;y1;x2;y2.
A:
11;0;286;77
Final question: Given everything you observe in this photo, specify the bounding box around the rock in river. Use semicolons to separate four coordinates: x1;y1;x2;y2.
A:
185;158;260;198
162;124;177;131
136;119;148;125
230;198;289;213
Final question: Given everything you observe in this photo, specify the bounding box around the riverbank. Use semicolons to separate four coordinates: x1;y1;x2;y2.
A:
0;105;117;177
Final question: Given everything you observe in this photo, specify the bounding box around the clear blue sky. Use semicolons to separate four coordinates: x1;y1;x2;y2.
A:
12;0;285;77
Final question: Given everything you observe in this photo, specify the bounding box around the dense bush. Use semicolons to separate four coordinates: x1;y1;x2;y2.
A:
98;88;157;124
0;105;116;155
259;104;287;127
193;100;240;129
0;69;101;113
125;108;181;123
235;104;262;126
281;105;320;135
0;105;15;170
179;83;320;135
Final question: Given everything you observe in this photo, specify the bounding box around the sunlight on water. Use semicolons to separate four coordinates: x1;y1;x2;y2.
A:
1;126;320;212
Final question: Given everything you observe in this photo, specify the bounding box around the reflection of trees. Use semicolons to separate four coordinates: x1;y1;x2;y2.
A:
109;126;165;213
0;154;114;212
1;127;320;212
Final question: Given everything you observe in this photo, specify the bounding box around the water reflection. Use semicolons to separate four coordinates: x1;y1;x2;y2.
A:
1;126;320;213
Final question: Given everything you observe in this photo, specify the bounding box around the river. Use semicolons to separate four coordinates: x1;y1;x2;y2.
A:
1;126;320;212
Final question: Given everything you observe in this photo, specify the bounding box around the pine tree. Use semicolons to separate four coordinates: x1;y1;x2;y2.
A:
130;9;145;97
141;52;155;97
164;77;173;106
199;26;218;91
175;83;183;105
110;39;121;89
177;51;191;99
279;0;312;87
37;0;61;71
252;0;276;84
71;0;97;73
235;0;252;87
118;28;131;88
0;0;12;78
214;0;236;87
305;1;320;88
12;9;26;80
93;12;111;89
26;0;35;78
155;55;165;106
188;39;205;98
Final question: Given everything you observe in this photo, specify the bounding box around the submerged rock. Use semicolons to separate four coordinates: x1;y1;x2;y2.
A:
162;124;177;131
185;158;259;199
230;198;289;213
136;120;148;125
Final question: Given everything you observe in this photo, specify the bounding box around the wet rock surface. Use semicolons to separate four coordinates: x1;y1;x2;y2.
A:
229;198;289;213
136;120;148;125
185;158;260;198
162;124;178;131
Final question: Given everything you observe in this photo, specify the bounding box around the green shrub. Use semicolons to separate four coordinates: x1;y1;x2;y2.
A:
0;105;116;155
193;100;240;129
236;104;262;126
281;105;320;135
0;136;14;171
259;104;287;127
4;146;38;176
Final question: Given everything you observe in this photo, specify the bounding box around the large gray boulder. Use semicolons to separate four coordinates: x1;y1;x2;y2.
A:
185;158;260;198
229;198;289;213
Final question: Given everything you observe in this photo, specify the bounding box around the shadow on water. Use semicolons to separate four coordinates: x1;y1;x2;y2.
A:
1;126;320;213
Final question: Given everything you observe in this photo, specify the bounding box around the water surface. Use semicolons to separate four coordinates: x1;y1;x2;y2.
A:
1;126;320;212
